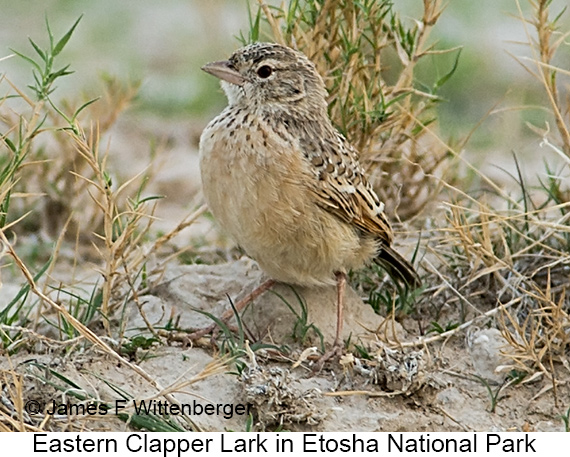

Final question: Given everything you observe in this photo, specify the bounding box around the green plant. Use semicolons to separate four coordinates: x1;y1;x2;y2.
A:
270;287;325;353
1;16;87;230
560;405;570;432
364;270;424;319
188;297;280;375
353;343;373;360
119;335;160;361
0;257;52;352
426;321;460;335
472;375;509;414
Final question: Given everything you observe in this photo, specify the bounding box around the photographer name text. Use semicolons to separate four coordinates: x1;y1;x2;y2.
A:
25;399;251;420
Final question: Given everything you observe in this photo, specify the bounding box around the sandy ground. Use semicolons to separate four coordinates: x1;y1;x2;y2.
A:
2;256;567;432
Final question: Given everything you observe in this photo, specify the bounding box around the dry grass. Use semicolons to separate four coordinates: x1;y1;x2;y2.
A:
0;0;569;431
0;18;218;431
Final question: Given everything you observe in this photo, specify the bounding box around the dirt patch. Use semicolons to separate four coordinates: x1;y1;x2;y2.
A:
2;257;567;432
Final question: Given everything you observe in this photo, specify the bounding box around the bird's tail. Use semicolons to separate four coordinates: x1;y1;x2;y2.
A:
374;245;421;289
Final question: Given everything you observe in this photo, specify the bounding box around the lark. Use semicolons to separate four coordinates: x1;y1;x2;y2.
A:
199;42;420;360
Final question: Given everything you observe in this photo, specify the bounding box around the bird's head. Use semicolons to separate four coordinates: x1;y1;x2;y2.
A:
202;42;328;118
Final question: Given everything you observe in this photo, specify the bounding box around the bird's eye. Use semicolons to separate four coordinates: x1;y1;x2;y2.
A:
256;65;273;78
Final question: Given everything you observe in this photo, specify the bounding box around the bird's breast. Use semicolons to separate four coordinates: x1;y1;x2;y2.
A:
199;112;309;246
198;110;374;286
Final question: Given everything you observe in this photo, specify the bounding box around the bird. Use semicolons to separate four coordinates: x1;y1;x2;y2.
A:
199;42;420;361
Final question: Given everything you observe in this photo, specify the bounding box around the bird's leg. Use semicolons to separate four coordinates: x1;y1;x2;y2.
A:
313;271;346;372
185;279;276;341
220;279;276;323
333;271;346;347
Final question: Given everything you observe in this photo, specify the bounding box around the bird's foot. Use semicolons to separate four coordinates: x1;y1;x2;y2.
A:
311;344;343;374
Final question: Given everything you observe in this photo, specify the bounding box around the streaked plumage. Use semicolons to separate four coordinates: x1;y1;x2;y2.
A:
199;42;420;352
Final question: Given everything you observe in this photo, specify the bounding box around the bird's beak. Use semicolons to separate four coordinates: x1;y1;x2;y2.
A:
201;60;247;86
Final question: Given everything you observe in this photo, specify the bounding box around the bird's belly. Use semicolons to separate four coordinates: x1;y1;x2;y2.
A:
200;135;375;286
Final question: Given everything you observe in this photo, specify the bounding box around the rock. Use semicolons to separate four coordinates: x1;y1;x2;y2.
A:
466;327;511;384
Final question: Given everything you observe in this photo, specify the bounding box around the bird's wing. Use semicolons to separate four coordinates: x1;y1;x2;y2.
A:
300;129;393;245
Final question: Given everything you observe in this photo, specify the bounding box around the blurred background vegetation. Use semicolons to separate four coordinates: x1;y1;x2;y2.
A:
1;0;569;157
